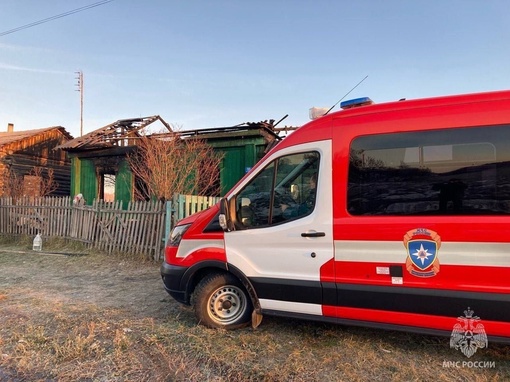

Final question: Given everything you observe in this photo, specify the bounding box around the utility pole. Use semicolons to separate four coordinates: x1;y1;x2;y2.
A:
75;70;83;136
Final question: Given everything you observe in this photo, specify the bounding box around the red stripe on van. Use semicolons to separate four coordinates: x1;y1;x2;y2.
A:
322;306;510;338
332;219;510;243
332;261;510;293
166;246;227;267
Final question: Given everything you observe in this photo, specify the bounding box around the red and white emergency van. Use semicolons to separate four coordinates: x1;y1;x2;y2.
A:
161;90;510;342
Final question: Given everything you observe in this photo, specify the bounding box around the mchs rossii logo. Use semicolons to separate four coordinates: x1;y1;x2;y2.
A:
450;308;488;358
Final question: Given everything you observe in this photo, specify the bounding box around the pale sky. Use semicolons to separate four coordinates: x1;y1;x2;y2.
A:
1;0;509;138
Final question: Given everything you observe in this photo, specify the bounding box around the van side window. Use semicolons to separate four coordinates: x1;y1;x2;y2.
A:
236;151;320;228
348;125;510;216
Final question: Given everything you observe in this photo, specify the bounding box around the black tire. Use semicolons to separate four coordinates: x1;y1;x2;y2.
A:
192;273;253;329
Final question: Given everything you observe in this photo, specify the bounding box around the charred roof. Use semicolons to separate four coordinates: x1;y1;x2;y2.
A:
56;115;172;151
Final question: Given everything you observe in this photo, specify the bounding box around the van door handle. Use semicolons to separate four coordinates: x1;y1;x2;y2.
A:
301;231;325;238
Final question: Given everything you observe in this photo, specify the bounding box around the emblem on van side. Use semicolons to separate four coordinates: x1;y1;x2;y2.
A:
403;228;441;277
450;308;488;358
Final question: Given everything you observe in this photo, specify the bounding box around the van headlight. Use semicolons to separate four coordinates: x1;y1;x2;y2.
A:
167;224;191;247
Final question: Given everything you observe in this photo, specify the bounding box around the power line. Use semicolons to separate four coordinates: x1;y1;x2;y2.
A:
0;0;114;37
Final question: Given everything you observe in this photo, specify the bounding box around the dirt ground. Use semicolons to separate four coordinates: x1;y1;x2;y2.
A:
0;249;174;320
0;245;509;381
0;247;181;381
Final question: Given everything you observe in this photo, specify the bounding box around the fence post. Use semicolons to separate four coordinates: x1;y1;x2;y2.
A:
173;193;185;223
164;200;173;246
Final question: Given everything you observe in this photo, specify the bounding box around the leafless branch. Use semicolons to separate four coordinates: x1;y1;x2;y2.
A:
127;133;223;201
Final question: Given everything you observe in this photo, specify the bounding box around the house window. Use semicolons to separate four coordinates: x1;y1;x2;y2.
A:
100;174;116;202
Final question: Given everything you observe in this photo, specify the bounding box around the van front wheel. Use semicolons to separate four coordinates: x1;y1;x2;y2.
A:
193;273;252;329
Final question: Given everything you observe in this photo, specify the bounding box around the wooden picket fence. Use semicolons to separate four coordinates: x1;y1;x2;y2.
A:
166;193;221;229
0;194;221;259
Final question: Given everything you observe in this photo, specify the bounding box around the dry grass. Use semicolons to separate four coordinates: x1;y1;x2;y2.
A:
0;247;508;381
0;234;90;255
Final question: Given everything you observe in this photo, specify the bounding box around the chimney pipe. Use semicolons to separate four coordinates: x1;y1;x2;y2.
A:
7;123;13;133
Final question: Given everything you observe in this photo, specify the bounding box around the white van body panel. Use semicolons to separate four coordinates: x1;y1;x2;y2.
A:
224;140;334;283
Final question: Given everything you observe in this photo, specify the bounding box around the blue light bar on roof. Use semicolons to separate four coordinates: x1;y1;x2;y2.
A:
340;97;374;110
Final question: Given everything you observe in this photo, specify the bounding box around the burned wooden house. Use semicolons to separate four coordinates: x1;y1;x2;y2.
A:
56;116;173;205
57;115;284;205
0;124;73;197
175;121;282;195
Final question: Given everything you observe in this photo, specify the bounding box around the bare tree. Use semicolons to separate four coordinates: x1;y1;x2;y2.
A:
2;166;58;198
127;133;223;201
4;167;24;198
30;167;59;196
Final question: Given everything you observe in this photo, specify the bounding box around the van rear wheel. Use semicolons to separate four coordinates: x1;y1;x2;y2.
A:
193;273;252;329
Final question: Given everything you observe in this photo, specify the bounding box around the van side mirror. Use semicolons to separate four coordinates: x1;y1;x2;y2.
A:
219;197;237;232
219;198;230;231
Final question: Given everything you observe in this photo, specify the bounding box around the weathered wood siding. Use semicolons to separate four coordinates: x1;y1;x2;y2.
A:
0;194;219;259
0;129;71;197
